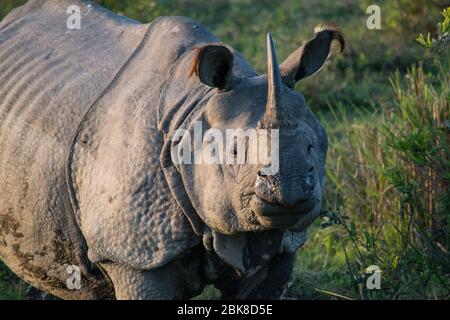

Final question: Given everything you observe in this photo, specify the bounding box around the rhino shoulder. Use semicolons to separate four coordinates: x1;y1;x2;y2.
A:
67;24;201;270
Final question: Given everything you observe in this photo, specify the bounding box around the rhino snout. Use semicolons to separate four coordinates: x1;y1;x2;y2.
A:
251;170;319;229
254;170;317;207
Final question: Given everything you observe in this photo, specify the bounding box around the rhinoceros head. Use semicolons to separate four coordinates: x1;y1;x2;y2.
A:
175;25;344;236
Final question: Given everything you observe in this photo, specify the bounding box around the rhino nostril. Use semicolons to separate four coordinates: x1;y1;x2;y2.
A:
308;166;314;173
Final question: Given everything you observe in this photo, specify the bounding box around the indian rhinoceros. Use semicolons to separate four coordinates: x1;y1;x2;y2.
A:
0;0;344;299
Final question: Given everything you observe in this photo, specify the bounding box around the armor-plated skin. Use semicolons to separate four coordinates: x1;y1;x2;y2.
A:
0;0;344;299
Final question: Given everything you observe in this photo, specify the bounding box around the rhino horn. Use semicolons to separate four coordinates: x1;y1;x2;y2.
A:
259;33;292;129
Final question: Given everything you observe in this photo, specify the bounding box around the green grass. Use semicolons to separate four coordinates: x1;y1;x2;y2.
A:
289;60;449;299
0;0;449;300
2;0;445;111
0;261;27;299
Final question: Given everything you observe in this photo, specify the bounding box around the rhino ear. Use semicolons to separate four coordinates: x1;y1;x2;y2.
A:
190;44;234;90
280;24;344;88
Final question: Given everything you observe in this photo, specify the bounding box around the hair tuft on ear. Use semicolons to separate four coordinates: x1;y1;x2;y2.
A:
189;46;204;79
313;23;345;53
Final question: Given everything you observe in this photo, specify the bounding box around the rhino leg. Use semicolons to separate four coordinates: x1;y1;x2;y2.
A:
100;264;179;299
244;253;295;299
100;250;206;300
217;253;295;300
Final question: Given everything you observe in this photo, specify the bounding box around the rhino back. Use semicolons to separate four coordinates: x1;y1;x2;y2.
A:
0;0;147;299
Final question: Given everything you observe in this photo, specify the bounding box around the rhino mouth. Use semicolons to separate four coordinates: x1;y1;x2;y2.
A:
250;195;318;229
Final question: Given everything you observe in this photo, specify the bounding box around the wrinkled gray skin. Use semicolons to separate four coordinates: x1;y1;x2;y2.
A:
0;0;344;299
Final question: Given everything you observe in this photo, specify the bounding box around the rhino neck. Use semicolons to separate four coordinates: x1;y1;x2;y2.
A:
157;49;216;136
157;48;216;235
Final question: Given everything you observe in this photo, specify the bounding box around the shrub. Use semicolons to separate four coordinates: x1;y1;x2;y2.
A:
291;8;449;299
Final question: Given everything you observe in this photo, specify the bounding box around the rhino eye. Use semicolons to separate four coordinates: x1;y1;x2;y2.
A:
307;144;313;156
227;137;249;163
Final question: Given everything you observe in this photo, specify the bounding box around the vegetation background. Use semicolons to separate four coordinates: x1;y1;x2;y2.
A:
0;0;449;299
